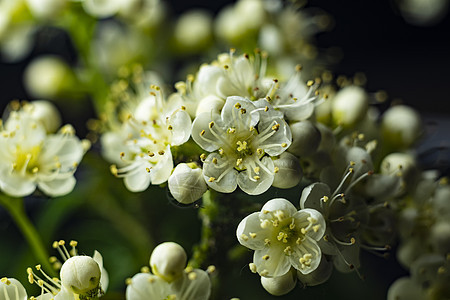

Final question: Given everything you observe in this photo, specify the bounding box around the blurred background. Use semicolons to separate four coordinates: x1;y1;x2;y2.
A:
0;0;449;299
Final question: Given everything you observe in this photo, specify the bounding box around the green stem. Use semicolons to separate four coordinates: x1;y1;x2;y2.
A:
0;195;54;274
188;190;219;269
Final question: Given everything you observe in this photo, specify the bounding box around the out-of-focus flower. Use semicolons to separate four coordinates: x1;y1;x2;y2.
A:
0;101;89;197
173;10;213;55
381;104;423;150
27;240;108;300
102;78;191;192
331;85;369;128
271;152;303;189
168;163;208;204
24;56;79;100
0;277;28;300
237;198;326;277
126;242;211;300
192;96;291;195
395;0;449;26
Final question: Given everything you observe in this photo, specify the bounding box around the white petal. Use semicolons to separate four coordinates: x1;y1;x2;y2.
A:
194;65;224;97
0;167;36;197
293;209;326;241
236;212;270;250
37;176;76;197
191;112;222;152
125;273;171;300
167;109;192;146
254;246;291;277
257;118;292;156
387;277;426;300
237;156;274;195
172;269;211;300
202;153;237;193
290;236;322;275
123;162;152;192
150;146;173;185
260;198;297;217
220;96;259;130
0;278;28;300
299;182;331;211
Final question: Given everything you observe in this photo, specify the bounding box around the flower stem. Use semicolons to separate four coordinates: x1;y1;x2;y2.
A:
0;195;54;274
188;190;219;269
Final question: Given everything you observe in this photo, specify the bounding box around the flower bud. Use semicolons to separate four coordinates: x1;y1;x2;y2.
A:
260;268;297;296
173;10;213;54
168;163;207;204
380;152;419;192
25;100;62;133
0;277;28;300
297;255;333;287
288;121;321;157
331;86;369;128
24;56;77;100
430;221;450;255
60;256;101;295
195;95;224;117
387;277;426;300
381;105;422;149
272;152;303;189
150;242;187;283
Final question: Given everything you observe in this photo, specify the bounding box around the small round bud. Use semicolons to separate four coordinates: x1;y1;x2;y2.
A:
260;268;297;296
297;255;333;287
26;100;62;133
60;256;101;295
380;152;419;192
168;163;208;204
173;10;213;54
381;105;422;149
195;95;224;117
331;86;369;128
288;121;321;157
316;122;336;153
272;152;303;189
150;242;187;283
24;56;77;100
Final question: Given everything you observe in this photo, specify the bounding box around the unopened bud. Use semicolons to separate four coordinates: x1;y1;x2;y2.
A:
150;242;187;283
168;163;207;204
60;256;101;295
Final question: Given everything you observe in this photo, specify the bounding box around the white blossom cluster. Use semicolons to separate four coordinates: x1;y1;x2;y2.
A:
0;0;449;299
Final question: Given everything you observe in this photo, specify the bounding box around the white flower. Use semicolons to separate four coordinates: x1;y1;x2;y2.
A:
0;277;28;300
237;198;325;277
27;240;108;300
0;104;89;197
192;96;291;195
102;83;191;192
168;163;208;204
126;242;211;300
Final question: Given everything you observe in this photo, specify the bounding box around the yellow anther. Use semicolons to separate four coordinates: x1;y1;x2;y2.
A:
208;177;215;182
188;272;197;281
240;108;246;114
254;167;260;174
1;277;10;284
209;121;214;128
249;263;257;273
207;265;216;274
125;278;132;285
274;167;279;173
146;168;151;173
228;128;236;134
168;125;173;130
35;264;41;270
200;153;206;160
307;80;314;87
281;143;288;147
301;228;307;234
241;234;249;241
236;158;243;166
262;255;270;261
249;232;257;238
264;238;271;246
253;176;260;180
313;225;321;232
272;124;280;131
322;196;329;202
158;150;165;155
264;106;269;112
212;157;218;164
219;148;224;155
32;167;39;173
200;130;206;136
148;152;154;157
257;148;264;156
234;103;241;109
236;141;247;151
350;237;356;244
284;246;292;255
260;220;271;229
